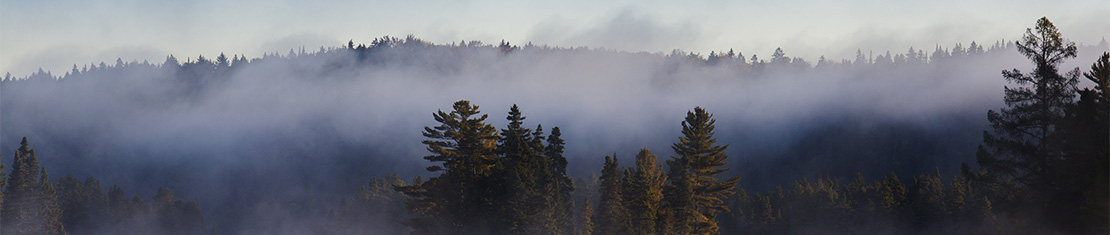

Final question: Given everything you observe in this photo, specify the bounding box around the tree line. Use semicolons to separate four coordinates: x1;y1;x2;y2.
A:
336;17;1107;234
1;137;206;234
0;17;1105;235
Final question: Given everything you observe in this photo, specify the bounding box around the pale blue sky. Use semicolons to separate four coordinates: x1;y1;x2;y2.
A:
2;0;1107;76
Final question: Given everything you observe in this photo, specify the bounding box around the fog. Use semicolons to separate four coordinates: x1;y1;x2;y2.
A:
1;37;1107;233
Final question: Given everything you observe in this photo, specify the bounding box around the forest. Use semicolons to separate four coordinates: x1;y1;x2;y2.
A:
0;17;1107;234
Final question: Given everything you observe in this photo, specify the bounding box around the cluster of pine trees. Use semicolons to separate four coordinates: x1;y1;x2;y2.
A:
971;17;1109;234
389;102;574;234
343;18;1106;235
0;137;205;234
383;100;742;235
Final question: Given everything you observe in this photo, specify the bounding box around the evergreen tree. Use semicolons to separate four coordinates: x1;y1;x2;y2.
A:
56;175;108;232
974;18;1082;229
106;185;129;225
770;47;790;66
876;173;908;216
494;104;545;234
215;53;230;69
1;137;65;234
594;155;630;234
623;149;667;235
664;107;741;234
397;100;500;234
576;197;594;235
545;126;574;235
163;55;181;71
908;170;945;229
664;157;698;235
1062;52;1110;234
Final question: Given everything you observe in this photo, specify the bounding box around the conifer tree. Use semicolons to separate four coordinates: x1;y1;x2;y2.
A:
664;107;740;234
1074;52;1109;234
876;173;908;216
623;149;667;235
494;104;545;234
576;197;594;235
595;155;630;234
398;100;500;234
546;127;574;234
106;185;130;225
975;18;1084;229
977;17;1078;191
908;170;945;229
1;137;65;234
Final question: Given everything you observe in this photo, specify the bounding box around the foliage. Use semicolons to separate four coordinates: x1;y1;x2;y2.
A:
664;107;741;235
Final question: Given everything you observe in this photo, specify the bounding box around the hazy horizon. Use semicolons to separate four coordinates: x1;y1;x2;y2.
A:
2;0;1107;77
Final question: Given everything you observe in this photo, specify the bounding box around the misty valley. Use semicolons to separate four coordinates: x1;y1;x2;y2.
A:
0;18;1107;235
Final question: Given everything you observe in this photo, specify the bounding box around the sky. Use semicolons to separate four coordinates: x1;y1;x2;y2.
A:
1;0;1108;77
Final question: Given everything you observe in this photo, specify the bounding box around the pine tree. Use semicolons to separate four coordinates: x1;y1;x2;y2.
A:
664;107;740;234
1;137;65;234
397;100;500;234
595;155;630;234
975;17;1082;228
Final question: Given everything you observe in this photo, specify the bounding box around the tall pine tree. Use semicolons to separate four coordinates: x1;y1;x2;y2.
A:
665;107;740;234
974;18;1084;231
398;100;500;234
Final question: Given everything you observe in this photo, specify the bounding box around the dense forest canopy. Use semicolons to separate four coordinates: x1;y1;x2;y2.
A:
0;17;1107;234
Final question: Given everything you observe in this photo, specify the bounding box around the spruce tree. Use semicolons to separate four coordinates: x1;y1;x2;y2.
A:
665;107;741;234
577;197;594;235
1074;52;1109;234
1;137;65;234
595;155;630;234
664;160;699;235
494;104;545;234
546;127;574;234
623;149;667;235
397;100;500;234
